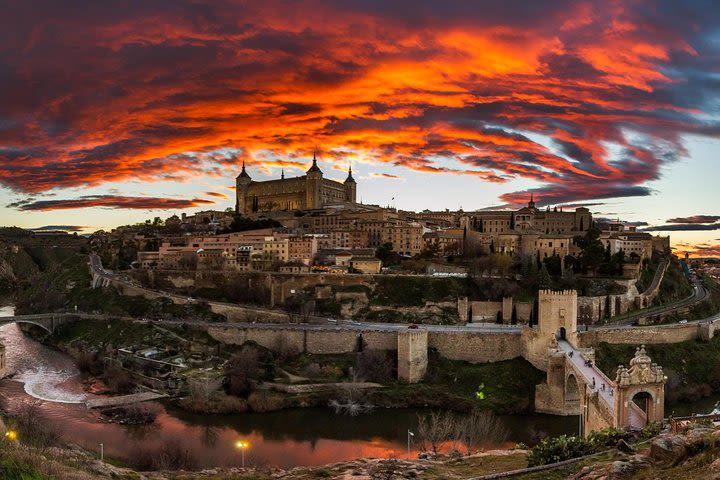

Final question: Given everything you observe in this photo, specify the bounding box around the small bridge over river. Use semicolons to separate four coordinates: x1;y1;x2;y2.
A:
532;290;666;434
0;313;104;334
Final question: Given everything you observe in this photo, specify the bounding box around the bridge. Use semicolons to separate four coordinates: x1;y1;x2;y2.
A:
0;312;104;334
531;290;666;433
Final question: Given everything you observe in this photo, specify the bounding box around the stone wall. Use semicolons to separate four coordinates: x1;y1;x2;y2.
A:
205;326;398;356
584;392;615;434
467;299;532;323
577;323;700;347
428;331;522;363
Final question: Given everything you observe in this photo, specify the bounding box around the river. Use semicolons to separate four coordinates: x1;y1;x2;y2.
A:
3;303;712;468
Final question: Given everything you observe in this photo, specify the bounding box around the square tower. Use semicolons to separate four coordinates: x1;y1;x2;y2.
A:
538;289;578;343
397;330;428;383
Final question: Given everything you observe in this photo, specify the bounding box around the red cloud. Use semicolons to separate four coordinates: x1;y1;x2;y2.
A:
0;1;717;207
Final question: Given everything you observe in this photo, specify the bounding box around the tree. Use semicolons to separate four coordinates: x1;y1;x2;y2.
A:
494;253;513;278
375;242;395;262
604;295;611;319
538;263;551;289
510;212;515;230
225;347;261;396
455;409;509;455
416;411;455;453
511;305;518;325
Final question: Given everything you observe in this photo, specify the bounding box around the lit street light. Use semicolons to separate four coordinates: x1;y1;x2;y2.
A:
235;440;249;468
407;430;414;457
5;430;18;441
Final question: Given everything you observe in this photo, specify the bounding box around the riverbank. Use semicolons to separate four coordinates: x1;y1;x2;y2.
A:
4;419;720;479
43;317;545;416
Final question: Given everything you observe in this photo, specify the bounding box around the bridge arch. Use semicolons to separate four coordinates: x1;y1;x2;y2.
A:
0;319;53;334
564;372;581;413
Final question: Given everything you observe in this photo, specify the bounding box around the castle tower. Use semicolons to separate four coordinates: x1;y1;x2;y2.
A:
235;161;252;214
305;152;323;209
528;193;536;210
538;289;578;345
344;165;356;203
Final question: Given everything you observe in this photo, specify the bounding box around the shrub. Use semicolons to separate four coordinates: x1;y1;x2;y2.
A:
355;350;394;383
587;427;631;448
641;422;662;439
526;435;595;467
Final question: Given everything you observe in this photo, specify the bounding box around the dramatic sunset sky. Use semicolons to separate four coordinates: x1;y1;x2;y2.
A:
1;1;719;255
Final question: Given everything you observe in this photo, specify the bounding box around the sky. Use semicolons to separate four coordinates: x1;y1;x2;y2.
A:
0;0;719;256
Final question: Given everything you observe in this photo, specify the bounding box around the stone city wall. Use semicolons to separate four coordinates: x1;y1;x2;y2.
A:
577;323;700;347
205;326;398;355
428;330;522;363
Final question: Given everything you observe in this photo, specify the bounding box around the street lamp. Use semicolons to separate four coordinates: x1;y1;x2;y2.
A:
407;430;414;457
4;430;17;441
235;440;249;468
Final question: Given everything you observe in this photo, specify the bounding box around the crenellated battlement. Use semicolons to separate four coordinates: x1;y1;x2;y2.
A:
539;289;577;297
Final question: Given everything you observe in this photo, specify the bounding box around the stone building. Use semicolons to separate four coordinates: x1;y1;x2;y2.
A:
235;154;357;214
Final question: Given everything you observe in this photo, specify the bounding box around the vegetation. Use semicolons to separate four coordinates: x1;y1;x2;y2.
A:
526;434;596;467
653;257;693;306
222;215;282;233
635;254;662;293
688;275;720;320
371;276;476;306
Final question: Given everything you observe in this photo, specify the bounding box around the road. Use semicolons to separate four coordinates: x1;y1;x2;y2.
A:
600;273;708;327
89;254;718;333
88;254;521;334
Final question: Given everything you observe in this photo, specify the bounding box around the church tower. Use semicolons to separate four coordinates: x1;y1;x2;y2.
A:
344;165;356;203
305;152;323;209
235;161;252;214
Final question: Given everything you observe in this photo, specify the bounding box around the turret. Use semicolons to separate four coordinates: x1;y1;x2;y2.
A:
305;152;323;209
344;165;356;203
235;161;253;214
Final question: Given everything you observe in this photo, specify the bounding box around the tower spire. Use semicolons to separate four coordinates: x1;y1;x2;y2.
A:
307;149;322;173
238;159;250;179
281;168;285;179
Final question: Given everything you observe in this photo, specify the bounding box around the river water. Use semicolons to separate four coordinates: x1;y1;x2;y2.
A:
6;303;713;468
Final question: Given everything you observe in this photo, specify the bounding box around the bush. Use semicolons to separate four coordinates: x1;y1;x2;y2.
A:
355;350;394;383
587;427;631;448
641;422;662;439
526;435;595;467
129;439;197;471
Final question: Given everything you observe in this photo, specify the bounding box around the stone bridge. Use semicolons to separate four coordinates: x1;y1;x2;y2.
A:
0;313;92;334
531;290;666;433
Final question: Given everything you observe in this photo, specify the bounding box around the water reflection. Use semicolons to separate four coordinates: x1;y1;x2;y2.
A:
0;303;588;467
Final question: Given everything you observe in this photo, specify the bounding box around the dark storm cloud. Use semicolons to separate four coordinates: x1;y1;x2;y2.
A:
12;195;215;211
667;215;720;224
642;223;720;232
